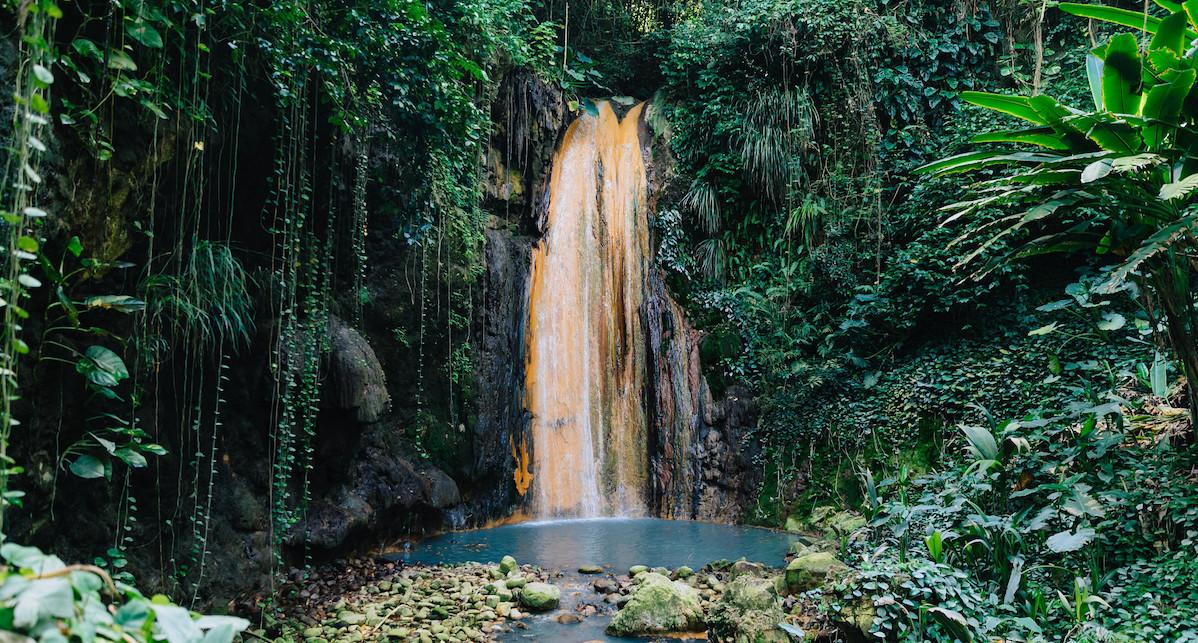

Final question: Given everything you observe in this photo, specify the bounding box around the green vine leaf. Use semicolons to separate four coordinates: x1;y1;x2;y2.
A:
76;345;129;388
126;21;164;49
68;455;106;480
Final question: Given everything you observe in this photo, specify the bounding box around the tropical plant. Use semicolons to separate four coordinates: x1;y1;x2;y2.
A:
0;542;248;643
918;2;1198;432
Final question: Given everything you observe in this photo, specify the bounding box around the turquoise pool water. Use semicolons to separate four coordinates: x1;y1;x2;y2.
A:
393;518;800;641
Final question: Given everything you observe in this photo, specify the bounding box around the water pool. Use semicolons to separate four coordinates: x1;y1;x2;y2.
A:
391;518;801;641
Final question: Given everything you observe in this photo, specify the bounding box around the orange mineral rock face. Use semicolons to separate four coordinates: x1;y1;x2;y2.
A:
523;101;650;518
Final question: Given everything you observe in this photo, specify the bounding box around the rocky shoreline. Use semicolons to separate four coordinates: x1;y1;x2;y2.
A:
274;540;867;642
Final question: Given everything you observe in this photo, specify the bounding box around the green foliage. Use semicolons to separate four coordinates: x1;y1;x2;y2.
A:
836;290;1198;640
921;1;1198;430
0;542;248;643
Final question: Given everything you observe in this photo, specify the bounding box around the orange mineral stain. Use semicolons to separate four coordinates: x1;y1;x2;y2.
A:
524;101;651;518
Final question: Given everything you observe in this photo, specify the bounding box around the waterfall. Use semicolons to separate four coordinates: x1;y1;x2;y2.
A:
523;101;651;518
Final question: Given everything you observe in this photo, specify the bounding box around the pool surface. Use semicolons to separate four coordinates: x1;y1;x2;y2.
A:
391;518;801;642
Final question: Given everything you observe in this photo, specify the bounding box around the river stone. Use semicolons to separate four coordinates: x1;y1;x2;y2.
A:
785;552;848;593
708;575;788;643
337;611;365;626
672;566;693;579
605;573;704;636
499;556;518;574
578;564;604;574
505;575;527;589
628;565;648;576
519;582;561;611
729;559;766;579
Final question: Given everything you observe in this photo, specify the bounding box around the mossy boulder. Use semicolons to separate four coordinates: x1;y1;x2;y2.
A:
728;559;766;580
799;506;866;538
787;538;836;557
499;555;518;574
707;575;789;643
785;552;848;593
518;582;560;611
606;572;705;636
836;599;876;636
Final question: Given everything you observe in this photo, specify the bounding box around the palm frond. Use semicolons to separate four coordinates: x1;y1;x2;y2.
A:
693;237;727;282
739;87;817;204
682;179;721;234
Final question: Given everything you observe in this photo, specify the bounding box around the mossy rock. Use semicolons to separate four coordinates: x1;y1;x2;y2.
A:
728;559;766;580
835;599;876;636
518;582;560;611
787;538;836;557
785;552;848;593
498;555;518;574
707;575;789;643
606;572;705;636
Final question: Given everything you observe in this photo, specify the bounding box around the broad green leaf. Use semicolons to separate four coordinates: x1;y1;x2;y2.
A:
916;150;1068;175
927;607;974;642
961;424;999;460
82;295;146;313
1082;158;1114;183
1150;10;1190;54
113;447;147;468
72;38;103;61
32;64;53;86
1141;68;1196;147
1060;3;1163;33
126;21;164;48
961;91;1044;123
12;578;73;628
1029;322;1058;336
1;544;55;570
1098;33;1142;115
1186;0;1198;31
1086;54;1104;111
1064;489;1106;517
1097;311;1126;331
151;604;203;643
69;455;106;479
972;128;1070;150
1099;214;1198;291
1151;353;1170;396
1046;527;1096;553
1158;174;1198;199
76;345;129;388
107;50;137;72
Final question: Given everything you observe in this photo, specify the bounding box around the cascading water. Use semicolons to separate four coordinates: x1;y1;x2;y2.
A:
523;101;652;518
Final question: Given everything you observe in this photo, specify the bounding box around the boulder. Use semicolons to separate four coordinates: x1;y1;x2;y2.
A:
328;316;391;423
785;552;848;593
518;582;560;611
729;559;766;580
578;564;604;574
629;565;648;576
499;555;518;574
707;575;789;643
797;506;866;538
606;573;705;636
